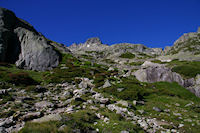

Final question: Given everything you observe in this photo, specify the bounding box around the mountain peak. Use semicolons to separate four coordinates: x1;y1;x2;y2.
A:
85;37;102;45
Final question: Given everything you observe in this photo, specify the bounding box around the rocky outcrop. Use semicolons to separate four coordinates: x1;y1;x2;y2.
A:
134;61;200;97
0;7;64;71
14;27;60;71
187;74;200;97
69;37;108;52
164;27;200;56
134;61;184;86
85;37;102;45
69;37;162;58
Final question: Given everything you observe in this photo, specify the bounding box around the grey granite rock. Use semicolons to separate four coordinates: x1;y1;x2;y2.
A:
134;62;184;86
32;114;62;123
0;7;64;71
102;79;111;88
14;27;60;71
35;101;54;109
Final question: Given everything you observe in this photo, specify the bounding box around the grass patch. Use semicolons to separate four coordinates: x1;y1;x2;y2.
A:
119;52;135;59
128;61;144;66
168;60;200;78
19;121;61;133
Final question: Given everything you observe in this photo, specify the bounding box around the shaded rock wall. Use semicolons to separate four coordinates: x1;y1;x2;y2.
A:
0;7;62;71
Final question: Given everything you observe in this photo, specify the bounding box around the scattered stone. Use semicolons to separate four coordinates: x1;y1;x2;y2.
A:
35;101;54;109
137;101;145;105
108;67;114;71
133;100;137;106
0;89;8;95
21;112;42;121
173;112;182;116
0;117;14;128
185;102;194;107
178;124;184;128
164;109;170;113
117;88;124;92
171;129;177;133
100;98;109;104
35;85;47;93
138;110;144;114
117;100;128;107
121;131;129;133
0;127;7;133
60;67;68;70
32;114;62;123
153;107;162;112
103;117;109;123
58;125;67;131
102;80;111;88
78;78;94;89
90;106;99;110
184;119;192;122
100;104;105;108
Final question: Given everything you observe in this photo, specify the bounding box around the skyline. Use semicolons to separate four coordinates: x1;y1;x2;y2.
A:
1;0;200;48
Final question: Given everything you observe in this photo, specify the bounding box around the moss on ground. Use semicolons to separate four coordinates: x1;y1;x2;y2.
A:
119;52;135;59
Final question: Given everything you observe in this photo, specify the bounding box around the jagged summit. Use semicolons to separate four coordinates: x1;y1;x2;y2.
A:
85;37;102;45
68;37;108;52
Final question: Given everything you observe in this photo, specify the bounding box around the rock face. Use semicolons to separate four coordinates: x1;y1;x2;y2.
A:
0;8;20;63
164;27;200;56
14;27;60;71
0;7;62;71
69;37;108;52
134;61;184;86
187;74;200;97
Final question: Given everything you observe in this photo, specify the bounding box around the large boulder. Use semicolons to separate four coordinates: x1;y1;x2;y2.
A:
187;74;200;97
0;7;62;71
14;27;60;71
134;62;184;86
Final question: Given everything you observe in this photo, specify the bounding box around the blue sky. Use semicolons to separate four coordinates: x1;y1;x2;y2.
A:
1;0;200;48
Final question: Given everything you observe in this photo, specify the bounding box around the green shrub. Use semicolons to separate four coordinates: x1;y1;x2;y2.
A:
129;61;144;66
119;52;135;59
172;65;200;78
100;76;148;101
0;94;14;104
19;121;61;133
8;72;38;85
64;110;97;132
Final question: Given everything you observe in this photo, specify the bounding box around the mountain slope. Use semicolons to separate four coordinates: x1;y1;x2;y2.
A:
0;7;200;133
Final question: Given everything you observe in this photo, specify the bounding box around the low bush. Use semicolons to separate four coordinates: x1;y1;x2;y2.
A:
19;121;61;133
172;65;200;78
8;72;38;86
119;52;135;59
